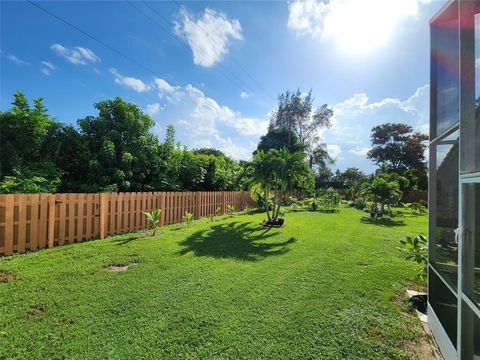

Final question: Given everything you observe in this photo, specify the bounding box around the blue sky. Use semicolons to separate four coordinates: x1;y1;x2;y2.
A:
1;0;444;173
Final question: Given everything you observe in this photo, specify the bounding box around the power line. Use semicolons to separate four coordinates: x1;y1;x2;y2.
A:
137;0;273;107
27;0;158;77
169;0;277;105
27;0;278;109
140;0;277;108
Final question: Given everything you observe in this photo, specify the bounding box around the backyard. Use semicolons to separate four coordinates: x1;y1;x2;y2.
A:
0;206;431;359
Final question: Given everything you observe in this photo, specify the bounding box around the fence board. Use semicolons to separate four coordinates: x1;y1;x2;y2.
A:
17;195;27;253
0;191;252;256
4;195;14;255
38;194;49;249
29;194;39;250
78;194;85;242
86;194;93;240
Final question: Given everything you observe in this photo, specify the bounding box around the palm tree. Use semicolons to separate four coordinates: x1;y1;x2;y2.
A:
143;209;162;236
250;148;311;224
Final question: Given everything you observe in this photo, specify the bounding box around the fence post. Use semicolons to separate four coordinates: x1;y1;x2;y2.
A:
240;192;244;211
195;192;201;219
222;191;227;214
160;192;165;227
47;194;55;248
99;193;106;239
4;195;14;256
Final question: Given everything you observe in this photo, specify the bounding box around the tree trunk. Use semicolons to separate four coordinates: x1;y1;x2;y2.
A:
264;191;271;221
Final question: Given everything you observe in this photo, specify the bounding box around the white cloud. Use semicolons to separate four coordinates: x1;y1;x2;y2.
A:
50;43;100;65
109;68;151;93
154;78;178;93
174;8;243;67
288;0;430;52
40;61;56;76
6;54;29;65
326;144;342;160
154;78;182;102
146;103;162;116
323;84;429;172
149;81;267;160
181;84;268;137
240;91;249;99
348;147;370;157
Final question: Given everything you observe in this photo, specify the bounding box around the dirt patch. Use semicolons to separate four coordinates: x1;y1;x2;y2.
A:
0;270;15;283
107;262;138;272
403;337;442;360
393;288;442;360
27;305;45;319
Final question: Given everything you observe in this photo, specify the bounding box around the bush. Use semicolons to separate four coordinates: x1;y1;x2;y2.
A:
350;197;367;211
397;235;428;281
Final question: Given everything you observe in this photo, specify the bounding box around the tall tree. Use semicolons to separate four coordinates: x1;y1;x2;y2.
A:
78;97;158;191
250;148;312;223
270;89;333;168
0;92;53;177
367;123;428;190
255;127;305;154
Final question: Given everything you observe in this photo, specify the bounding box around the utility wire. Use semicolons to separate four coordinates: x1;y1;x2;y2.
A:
140;0;277;108
27;0;278;109
27;0;158;77
169;0;277;106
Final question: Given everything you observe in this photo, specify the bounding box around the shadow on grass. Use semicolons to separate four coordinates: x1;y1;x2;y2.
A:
360;216;406;227
112;232;151;245
177;221;296;261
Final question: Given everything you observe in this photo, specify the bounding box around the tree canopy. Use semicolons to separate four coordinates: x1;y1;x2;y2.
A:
0;92;244;194
367;123;428;190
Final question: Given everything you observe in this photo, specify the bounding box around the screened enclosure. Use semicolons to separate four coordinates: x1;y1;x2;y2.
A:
429;1;480;359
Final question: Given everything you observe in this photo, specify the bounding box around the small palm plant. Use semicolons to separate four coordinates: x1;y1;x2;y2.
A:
209;207;221;222
398;234;428;281
143;209;161;236
226;204;236;216
182;211;194;226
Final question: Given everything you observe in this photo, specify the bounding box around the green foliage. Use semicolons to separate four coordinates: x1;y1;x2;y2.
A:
226;204;236;216
250;148;313;223
350;197;367;211
182;212;194;226
268;89;334;172
368;123;428;191
256;127;306;154
242;205;252;214
397;235;428;281
303;188;340;212
0;163;61;194
362;177;403;216
0;92;245;193
143;209;162;236
0;92;53;178
208;207;222;222
401;202;426;214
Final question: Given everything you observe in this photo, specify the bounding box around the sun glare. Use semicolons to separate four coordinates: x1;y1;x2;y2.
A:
323;0;420;54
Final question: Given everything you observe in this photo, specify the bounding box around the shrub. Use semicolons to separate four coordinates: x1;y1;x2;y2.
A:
397;235;427;281
362;177;402;216
143;209;162;236
402;202;426;214
182;212;194;226
350;197;367;211
226;204;236;216
209;207;221;222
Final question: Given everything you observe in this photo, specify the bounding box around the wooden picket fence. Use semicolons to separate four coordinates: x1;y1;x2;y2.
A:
0;191;253;256
401;190;428;203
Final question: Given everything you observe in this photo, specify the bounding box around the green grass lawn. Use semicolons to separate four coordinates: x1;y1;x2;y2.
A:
0;206;428;359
